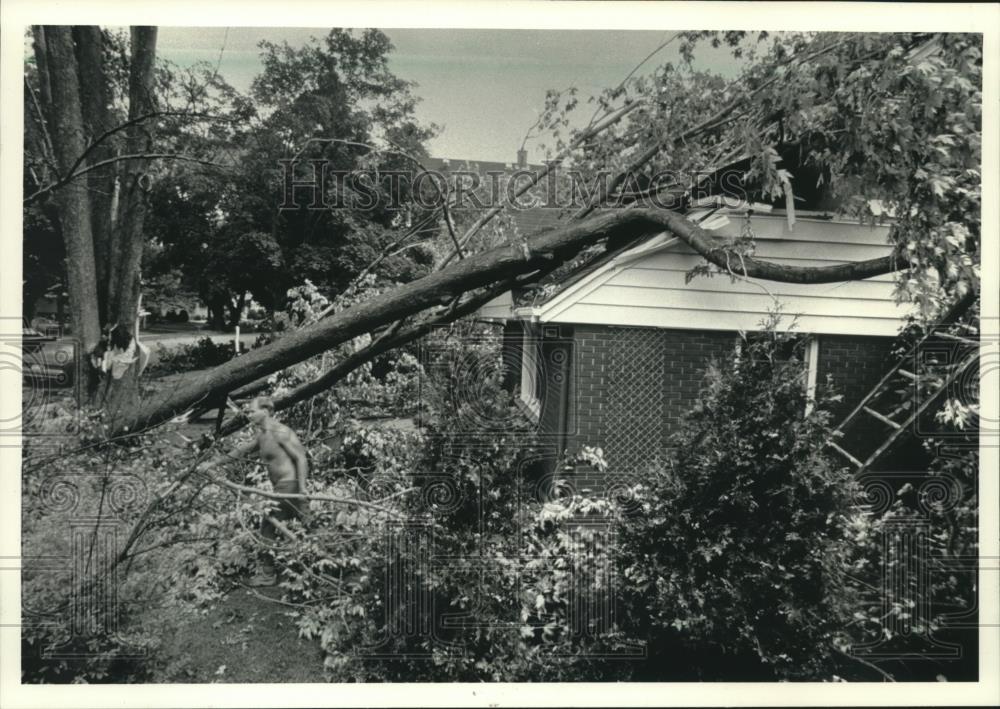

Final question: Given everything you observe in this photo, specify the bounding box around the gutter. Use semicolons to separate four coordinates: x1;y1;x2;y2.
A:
512;306;541;322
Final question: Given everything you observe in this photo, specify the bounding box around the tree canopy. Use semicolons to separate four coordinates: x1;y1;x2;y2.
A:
22;28;982;432
19;25;985;686
143;29;438;328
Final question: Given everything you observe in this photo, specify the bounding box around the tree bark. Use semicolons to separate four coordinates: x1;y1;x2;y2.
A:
228;292;246;329
208;296;228;331
117;207;908;436
72;26;116;319
34;27;101;358
30;27;53;108
100;27;158;423
216;276;527;437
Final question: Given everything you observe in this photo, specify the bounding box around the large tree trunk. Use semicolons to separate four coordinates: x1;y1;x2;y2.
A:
33;27;102;364
33;25;161;421
227;292;246;329
72;26;116;320
208;294;228;331
100;27;158;424
117;207;908;436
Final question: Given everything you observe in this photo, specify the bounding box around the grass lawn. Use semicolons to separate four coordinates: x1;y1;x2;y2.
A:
151;586;327;683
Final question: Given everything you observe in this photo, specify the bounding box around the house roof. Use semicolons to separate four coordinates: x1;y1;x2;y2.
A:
480;208;911;337
423;156;545;175
425;155;568;238
449;149;908;333
510;203;764;309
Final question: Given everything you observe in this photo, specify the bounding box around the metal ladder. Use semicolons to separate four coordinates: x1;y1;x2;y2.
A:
826;294;979;475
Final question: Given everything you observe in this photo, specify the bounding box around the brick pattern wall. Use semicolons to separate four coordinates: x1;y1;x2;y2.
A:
571;325;734;472
659;330;737;436
815;335;896;421
570;326;902;473
605;328;667;471
573;325;611;451
814;334;904;467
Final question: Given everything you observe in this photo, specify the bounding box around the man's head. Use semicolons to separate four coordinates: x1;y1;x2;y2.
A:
249;396;275;427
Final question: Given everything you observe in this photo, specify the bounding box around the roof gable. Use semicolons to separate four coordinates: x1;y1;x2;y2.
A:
481;212;913;337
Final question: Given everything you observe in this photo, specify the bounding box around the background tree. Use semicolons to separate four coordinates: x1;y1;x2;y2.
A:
25;30;981;442
145;29;438;330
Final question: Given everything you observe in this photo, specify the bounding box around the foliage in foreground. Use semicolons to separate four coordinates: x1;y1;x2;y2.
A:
145;336;239;376
612;325;861;680
20;310;978;682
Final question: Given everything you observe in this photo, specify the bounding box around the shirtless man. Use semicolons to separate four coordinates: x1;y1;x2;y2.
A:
246;396;309;586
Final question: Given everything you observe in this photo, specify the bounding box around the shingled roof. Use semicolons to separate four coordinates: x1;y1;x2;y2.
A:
423;155;568;237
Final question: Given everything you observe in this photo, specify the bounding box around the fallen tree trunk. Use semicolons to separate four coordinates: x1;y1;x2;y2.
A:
120;207;908;436
216;270;549;438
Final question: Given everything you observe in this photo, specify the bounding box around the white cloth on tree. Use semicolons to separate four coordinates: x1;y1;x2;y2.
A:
136;341;150;377
92;322;148;379
107;338;138;379
350;332;372;353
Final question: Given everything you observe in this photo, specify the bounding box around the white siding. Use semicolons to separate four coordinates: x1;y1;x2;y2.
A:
540;215;913;337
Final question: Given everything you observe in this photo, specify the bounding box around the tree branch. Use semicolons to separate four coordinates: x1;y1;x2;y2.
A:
24;152;228;204
195;467;411;519
650;208;905;283
62;110;226;190
119;207;906;435
216;273;540;437
832;646;896;682
23;75;58;176
440;99;645;266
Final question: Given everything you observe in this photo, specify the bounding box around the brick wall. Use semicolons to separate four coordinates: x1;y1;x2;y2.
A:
815;334;896;421
569;326;906;472
570;325;734;471
813;334;924;469
571;324;611;452
659;329;737;435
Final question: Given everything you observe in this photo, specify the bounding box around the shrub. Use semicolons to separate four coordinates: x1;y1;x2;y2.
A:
24;303;974;683
278;320;547;681
515;460;638;681
845;301;980;680
607;321;861;680
842;422;979;681
268;317;879;682
147;337;237;376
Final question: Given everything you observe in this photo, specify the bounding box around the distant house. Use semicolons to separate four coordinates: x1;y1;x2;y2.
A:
477;205;924;476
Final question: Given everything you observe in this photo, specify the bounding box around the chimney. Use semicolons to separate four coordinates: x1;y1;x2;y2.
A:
516;148;527;168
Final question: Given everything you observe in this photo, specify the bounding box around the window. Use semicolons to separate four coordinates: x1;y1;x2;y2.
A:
735;332;819;413
520;327;542;419
804;337;820;414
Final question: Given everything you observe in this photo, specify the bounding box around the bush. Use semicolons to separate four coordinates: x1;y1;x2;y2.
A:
147;337;237;376
841;422;979;681
22;304;975;683
256;316;883;682
609;321;860;680
511;319;868;681
271;320;549;681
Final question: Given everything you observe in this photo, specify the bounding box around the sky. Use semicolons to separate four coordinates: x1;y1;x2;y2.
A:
157;27;741;164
